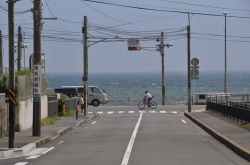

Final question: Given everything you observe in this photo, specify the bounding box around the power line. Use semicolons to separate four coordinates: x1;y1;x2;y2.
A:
82;0;250;19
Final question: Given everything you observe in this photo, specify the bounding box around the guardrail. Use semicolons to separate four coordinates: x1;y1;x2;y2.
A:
206;98;250;124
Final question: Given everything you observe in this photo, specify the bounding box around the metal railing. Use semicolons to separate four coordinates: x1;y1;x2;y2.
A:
206;98;250;124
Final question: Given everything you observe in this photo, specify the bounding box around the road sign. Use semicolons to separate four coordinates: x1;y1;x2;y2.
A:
191;58;199;66
191;58;199;80
127;39;140;46
82;76;88;82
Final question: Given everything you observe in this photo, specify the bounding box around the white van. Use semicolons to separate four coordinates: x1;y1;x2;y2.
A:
55;86;108;106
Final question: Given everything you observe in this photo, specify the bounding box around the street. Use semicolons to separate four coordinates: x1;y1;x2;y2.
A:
0;106;249;165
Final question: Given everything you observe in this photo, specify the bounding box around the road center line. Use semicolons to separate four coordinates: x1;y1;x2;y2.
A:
14;163;28;165
181;119;187;124
121;112;143;165
41;147;55;154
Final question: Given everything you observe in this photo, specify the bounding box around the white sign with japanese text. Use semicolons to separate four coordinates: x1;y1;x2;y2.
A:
34;65;41;96
127;39;140;46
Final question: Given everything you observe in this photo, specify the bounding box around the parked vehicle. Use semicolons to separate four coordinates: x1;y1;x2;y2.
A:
54;86;108;106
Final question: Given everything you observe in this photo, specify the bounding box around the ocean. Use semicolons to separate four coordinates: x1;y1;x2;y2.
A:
46;71;250;106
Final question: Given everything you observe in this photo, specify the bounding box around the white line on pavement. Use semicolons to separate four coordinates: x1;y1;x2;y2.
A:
149;111;156;113
57;141;64;145
14;163;28;165
41;147;55;154
97;112;103;114
88;112;93;113
91;121;96;124
118;111;124;113
128;111;134;113
171;111;177;114
25;155;41;159
107;111;113;114
121;111;143;165
160;111;166;113
181;119;187;124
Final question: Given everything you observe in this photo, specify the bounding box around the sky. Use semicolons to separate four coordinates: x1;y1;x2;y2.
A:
1;0;250;74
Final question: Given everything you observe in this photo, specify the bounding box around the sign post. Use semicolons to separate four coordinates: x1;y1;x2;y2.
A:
82;76;88;116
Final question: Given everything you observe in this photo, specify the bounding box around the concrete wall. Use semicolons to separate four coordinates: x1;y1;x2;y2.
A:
18;95;48;131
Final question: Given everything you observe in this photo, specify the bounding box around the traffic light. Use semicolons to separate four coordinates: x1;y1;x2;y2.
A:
191;58;199;80
128;46;141;51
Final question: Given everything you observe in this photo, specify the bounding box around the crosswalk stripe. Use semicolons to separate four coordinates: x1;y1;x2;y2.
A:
88;112;93;113
15;163;28;165
128;111;134;113
149;111;156;113
118;111;124;113
107;111;113;114
25;155;41;159
97;112;103;114
160;111;166;113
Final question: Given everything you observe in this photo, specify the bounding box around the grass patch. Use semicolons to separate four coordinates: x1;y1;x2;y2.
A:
59;110;79;116
41;116;61;126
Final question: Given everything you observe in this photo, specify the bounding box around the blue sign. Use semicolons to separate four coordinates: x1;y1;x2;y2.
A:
82;76;88;82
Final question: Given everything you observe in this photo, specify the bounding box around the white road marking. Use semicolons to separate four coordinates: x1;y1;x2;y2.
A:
107;111;113;114
14;163;28;165
160;111;166;113
149;111;155;113
171;111;177;114
118;111;124;113
97;112;103;114
25;148;48;156
57;141;64;145
91;121;96;124
121;111;143;165
181;119;187;124
128;111;134;113
25;155;41;159
88;112;93;114
41;147;55;154
139;111;145;113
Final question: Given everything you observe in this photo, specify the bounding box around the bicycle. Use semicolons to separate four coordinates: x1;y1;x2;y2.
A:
138;97;157;109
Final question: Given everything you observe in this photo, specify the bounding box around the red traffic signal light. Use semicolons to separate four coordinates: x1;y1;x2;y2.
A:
128;46;141;51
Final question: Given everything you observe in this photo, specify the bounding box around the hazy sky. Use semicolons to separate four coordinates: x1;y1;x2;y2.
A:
1;0;250;73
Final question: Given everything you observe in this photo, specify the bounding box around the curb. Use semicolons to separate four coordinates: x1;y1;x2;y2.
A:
184;112;250;161
0;113;99;159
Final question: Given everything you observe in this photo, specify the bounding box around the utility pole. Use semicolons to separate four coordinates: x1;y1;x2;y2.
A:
161;32;166;105
0;30;3;75
187;24;191;112
32;0;42;136
224;12;227;94
83;16;88;116
7;0;17;148
17;26;22;70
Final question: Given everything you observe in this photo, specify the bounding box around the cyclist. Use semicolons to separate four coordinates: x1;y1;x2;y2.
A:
144;91;152;106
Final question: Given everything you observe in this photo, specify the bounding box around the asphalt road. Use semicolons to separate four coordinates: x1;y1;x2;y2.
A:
1;105;249;165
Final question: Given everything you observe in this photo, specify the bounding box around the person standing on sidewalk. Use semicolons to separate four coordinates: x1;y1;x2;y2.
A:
80;94;84;113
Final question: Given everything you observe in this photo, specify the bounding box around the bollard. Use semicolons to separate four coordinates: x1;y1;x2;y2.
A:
76;106;78;120
62;105;66;116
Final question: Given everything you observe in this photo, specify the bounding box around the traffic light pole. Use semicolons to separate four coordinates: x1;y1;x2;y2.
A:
161;32;166;105
187;25;191;112
17;26;22;70
83;16;88;116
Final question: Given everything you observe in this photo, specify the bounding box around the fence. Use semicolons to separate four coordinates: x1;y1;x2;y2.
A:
48;100;58;117
64;97;77;111
0;93;7;138
206;98;250;124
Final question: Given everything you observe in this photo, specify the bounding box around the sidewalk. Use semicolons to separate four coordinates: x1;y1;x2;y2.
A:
0;113;99;158
185;110;250;162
